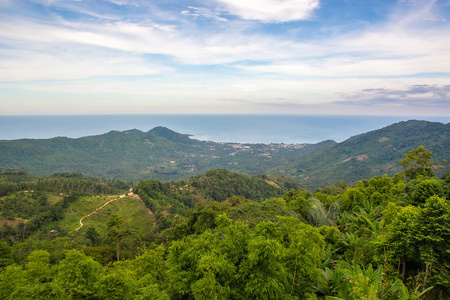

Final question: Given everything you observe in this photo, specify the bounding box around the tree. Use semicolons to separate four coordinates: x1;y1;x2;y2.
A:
8;250;55;299
52;250;102;299
413;196;450;296
167;229;235;299
410;179;445;206
105;214;123;261
379;205;421;282
0;241;12;268
379;196;450;297
84;226;101;246
400;146;437;180
340;187;366;212
166;215;325;300
97;267;137;300
284;189;311;221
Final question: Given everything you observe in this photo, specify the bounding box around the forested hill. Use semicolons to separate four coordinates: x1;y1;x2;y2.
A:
0;120;448;189
292;120;449;188
0;126;334;184
1;147;450;299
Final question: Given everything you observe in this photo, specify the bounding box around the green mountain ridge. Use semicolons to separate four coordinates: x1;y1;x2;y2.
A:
0;120;448;189
293;120;449;188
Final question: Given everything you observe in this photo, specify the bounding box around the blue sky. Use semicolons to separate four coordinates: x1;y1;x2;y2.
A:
0;0;449;115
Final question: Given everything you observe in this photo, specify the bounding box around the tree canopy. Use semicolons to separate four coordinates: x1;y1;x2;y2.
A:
0;146;449;299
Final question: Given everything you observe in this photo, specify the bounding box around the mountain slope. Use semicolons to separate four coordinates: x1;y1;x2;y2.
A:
0;127;331;182
293;120;449;188
0;120;448;189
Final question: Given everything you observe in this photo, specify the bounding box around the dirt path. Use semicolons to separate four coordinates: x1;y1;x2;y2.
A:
75;194;128;232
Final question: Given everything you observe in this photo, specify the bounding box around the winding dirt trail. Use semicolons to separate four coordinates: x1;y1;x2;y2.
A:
75;194;128;232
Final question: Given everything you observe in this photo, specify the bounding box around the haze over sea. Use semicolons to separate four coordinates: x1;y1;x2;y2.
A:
1;115;449;144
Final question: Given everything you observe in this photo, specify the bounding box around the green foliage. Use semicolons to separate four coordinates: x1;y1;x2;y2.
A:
0;191;49;220
410;179;445;205
306;198;340;227
84;226;101;246
225;197;295;228
76;195;155;239
284;189;311;220
0;126;331;186
319;261;416;300
97;266;137;300
53;249;102;298
378;195;450;297
401;146;438;180
167;215;325;300
339;174;407;213
0;192;68;244
0;264;26;299
3;120;448;189
442;171;450;199
0;145;449;299
0;169;130;196
83;246;115;265
341;187;366;212
0;241;12;267
190;169;300;202
293;120;450;188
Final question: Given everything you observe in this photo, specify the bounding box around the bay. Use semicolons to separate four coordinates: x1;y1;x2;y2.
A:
0;114;449;144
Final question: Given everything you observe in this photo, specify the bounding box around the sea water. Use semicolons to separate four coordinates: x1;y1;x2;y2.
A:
0;115;449;144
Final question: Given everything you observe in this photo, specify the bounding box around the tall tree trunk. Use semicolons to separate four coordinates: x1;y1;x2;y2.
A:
423;263;430;291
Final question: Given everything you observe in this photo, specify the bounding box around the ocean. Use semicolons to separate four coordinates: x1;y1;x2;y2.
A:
0;115;449;144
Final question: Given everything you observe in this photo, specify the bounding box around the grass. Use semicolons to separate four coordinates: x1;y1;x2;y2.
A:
58;194;120;232
58;194;155;236
47;193;64;205
79;197;155;236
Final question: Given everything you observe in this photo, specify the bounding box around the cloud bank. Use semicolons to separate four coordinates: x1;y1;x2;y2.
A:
339;85;450;107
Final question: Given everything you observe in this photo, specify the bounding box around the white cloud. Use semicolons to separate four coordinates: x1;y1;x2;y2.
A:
181;6;229;22
0;46;171;81
237;54;450;78
234;1;450;77
336;85;450;112
1;10;449;83
214;0;319;22
1;0;449;83
0;0;449;116
0;19;185;77
0;17;310;80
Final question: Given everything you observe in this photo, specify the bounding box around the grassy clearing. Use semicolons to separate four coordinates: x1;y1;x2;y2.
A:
47;193;63;205
78;197;154;236
58;195;121;232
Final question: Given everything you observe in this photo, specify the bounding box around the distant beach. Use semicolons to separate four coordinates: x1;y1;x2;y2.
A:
1;114;449;144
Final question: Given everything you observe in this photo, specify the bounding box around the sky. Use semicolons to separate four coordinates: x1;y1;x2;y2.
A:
0;0;449;116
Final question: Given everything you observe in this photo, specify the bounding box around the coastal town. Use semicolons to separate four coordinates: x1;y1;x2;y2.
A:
213;141;308;158
144;140;314;177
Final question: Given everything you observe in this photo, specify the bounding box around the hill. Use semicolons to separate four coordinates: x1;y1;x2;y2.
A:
1;159;449;299
0;168;301;247
0;120;448;189
291;120;449;188
0;126;334;183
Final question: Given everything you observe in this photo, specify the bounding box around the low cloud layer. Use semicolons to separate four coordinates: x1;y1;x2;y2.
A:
338;85;450;108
